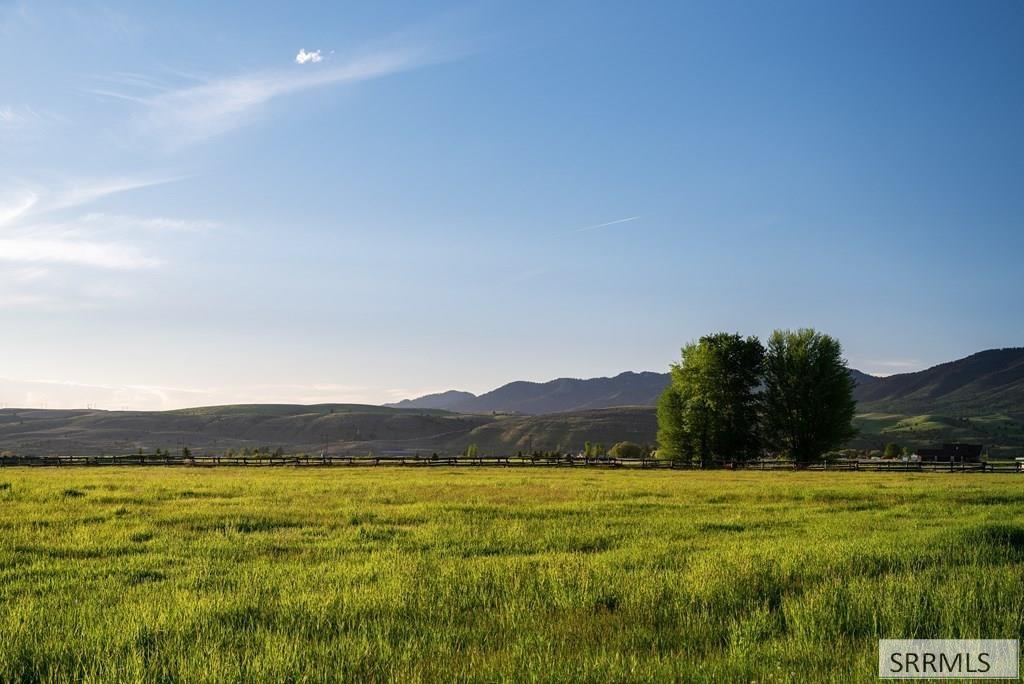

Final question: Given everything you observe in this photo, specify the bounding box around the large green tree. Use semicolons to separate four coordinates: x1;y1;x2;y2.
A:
658;333;765;465
762;329;857;463
656;385;687;460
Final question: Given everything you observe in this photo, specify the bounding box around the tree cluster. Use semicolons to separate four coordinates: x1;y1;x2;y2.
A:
608;441;648;459
657;329;857;464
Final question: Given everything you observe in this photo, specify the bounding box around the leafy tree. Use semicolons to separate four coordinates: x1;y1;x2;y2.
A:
609;441;646;459
883;442;902;458
659;333;765;465
762;329;857;463
656;386;687;460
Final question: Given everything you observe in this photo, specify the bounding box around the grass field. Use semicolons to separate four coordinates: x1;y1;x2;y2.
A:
1;469;1022;683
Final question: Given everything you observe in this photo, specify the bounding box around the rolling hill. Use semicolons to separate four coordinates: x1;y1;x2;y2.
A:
0;404;489;457
0;404;654;457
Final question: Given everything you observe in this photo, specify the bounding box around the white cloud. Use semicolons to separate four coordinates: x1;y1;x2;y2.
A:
78;213;220;233
0;258;149;310
295;49;323;65
8;266;52;283
0;377;411;410
0;292;55;309
0;238;160;270
0;377;210;411
48;177;181;214
0;191;39;226
0;105;43;125
0;176;181;228
93;44;453;147
0;177;212;307
0;105;55;142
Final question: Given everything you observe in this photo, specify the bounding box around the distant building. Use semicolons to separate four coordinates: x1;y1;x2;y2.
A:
915;443;983;463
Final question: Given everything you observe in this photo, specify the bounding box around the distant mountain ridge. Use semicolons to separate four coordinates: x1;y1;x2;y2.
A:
387;371;671;415
852;348;1024;415
390;347;1024;417
387;390;477;411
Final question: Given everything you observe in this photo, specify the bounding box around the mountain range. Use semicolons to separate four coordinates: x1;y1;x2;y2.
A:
850;348;1024;415
0;348;1021;457
386;371;670;414
388;348;1024;417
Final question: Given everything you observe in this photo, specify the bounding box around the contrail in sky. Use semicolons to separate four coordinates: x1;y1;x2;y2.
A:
573;216;640;233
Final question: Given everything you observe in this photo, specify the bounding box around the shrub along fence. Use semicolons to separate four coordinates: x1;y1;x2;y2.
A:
1;453;1021;472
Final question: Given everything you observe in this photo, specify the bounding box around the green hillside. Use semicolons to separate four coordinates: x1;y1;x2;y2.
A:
854;348;1024;416
852;412;1024;458
0;405;657;458
456;407;658;454
0;405;492;457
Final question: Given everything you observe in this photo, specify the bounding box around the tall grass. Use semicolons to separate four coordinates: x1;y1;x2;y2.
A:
0;469;1021;682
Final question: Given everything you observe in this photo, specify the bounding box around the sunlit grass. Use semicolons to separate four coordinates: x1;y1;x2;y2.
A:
1;468;1022;682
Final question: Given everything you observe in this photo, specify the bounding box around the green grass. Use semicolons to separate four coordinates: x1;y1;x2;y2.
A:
1;469;1023;682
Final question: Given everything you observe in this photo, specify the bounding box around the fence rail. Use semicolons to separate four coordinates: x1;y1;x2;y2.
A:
1;454;1021;472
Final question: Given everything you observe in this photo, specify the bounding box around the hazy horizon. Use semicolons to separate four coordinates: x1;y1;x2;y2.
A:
3;1;1022;411
0;349;1014;411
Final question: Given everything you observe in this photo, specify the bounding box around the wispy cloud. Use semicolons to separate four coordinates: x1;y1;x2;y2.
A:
0;238;159;269
93;44;455;148
78;212;220;233
573;216;640;233
0;191;39;225
295;49;323;64
0;377;410;410
0;176;181;227
50;177;181;214
0;263;135;311
0;104;63;141
0;106;25;123
0;177;211;306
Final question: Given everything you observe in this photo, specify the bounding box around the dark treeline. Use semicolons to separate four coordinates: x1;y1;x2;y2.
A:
657;328;857;464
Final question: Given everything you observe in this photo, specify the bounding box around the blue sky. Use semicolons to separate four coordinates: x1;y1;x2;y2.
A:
1;0;1022;409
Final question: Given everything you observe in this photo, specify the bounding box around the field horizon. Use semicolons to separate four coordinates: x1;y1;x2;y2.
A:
3;347;1023;460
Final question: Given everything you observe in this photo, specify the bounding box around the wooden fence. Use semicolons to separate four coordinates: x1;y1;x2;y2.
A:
1;453;1021;472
